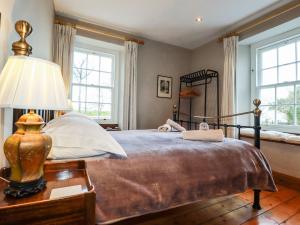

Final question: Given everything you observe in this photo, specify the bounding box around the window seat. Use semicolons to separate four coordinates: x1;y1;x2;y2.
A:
241;128;300;146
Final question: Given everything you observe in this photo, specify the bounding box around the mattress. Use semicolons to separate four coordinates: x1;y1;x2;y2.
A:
84;130;276;224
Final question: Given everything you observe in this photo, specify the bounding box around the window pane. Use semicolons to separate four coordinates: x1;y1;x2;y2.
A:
87;54;100;70
86;70;100;86
100;72;112;87
73;69;86;85
277;105;294;125
278;43;296;65
297;106;300;125
278;64;296;83
72;85;80;101
74;51;87;68
86;87;99;103
79;102;85;112
297;41;300;61
80;86;86;102
261;68;277;85
100;104;111;120
277;86;294;104
296;85;300;104
86;103;99;117
298;63;300;80
261;49;277;69
100;57;112;72
72;68;82;84
72;102;79;111
261;106;275;125
260;88;275;105
72;49;116;121
100;88;112;103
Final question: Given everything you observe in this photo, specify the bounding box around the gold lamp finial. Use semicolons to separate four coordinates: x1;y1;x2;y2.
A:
12;20;33;56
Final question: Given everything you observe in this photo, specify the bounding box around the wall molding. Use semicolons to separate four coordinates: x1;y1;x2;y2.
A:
273;171;300;191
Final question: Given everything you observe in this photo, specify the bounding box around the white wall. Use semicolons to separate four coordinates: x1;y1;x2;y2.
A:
0;1;15;68
190;40;224;119
0;0;55;168
243;138;300;178
137;39;191;129
8;0;54;60
0;0;15;168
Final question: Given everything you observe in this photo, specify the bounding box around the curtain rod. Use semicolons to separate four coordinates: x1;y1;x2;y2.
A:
54;19;144;45
218;2;300;42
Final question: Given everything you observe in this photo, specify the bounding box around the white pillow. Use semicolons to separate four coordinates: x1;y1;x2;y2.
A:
43;112;127;159
48;147;109;159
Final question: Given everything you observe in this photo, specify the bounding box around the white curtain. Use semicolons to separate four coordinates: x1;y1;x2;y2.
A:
222;36;238;137
123;41;138;130
53;24;76;98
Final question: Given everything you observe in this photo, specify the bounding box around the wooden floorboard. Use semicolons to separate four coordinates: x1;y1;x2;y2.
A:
113;185;300;225
281;212;300;225
243;196;300;225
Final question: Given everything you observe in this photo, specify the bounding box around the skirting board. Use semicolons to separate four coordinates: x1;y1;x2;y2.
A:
272;171;300;191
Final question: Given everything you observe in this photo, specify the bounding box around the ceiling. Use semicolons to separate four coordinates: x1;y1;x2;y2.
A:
53;0;290;49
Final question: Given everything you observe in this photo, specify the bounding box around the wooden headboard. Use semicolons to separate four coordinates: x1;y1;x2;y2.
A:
12;109;55;133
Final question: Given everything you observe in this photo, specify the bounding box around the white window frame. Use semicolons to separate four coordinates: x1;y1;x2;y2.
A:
251;28;300;134
71;39;121;124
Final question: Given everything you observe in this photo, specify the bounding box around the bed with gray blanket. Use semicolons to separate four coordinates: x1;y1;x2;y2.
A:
85;130;276;224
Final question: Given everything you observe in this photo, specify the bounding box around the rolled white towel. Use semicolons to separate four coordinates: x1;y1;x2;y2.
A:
182;129;224;142
166;119;186;132
158;124;172;132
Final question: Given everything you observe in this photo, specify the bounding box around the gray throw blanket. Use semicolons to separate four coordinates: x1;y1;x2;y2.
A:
85;130;276;224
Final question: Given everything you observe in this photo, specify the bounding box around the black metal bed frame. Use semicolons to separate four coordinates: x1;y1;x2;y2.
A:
174;99;263;210
12;99;263;210
12;109;54;133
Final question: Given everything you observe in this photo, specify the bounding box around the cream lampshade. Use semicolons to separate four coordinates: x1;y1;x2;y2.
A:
0;56;69;110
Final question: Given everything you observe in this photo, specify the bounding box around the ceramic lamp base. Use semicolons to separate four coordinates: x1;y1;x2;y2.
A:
4;177;46;198
3;110;52;198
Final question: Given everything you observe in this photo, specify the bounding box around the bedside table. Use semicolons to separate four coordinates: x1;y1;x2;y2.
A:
0;160;95;225
100;123;121;131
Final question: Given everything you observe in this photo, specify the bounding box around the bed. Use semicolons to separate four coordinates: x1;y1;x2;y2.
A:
13;99;277;224
86;130;276;224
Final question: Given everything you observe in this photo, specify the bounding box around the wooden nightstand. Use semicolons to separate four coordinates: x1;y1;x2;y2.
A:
0;160;95;225
100;123;121;131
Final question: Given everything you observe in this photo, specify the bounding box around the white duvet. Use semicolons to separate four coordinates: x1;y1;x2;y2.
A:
43;112;127;159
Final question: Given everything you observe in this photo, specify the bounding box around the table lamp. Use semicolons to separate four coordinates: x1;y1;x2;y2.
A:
0;20;69;197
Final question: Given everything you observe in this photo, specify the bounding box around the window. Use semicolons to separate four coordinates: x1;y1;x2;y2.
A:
71;47;117;122
254;35;300;132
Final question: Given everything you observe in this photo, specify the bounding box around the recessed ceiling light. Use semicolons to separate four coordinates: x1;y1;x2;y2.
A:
195;17;203;23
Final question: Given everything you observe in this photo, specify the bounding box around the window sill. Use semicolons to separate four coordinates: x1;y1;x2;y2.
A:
261;125;300;135
241;128;300;146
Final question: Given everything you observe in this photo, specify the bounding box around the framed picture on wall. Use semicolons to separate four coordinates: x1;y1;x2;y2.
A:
157;75;172;98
